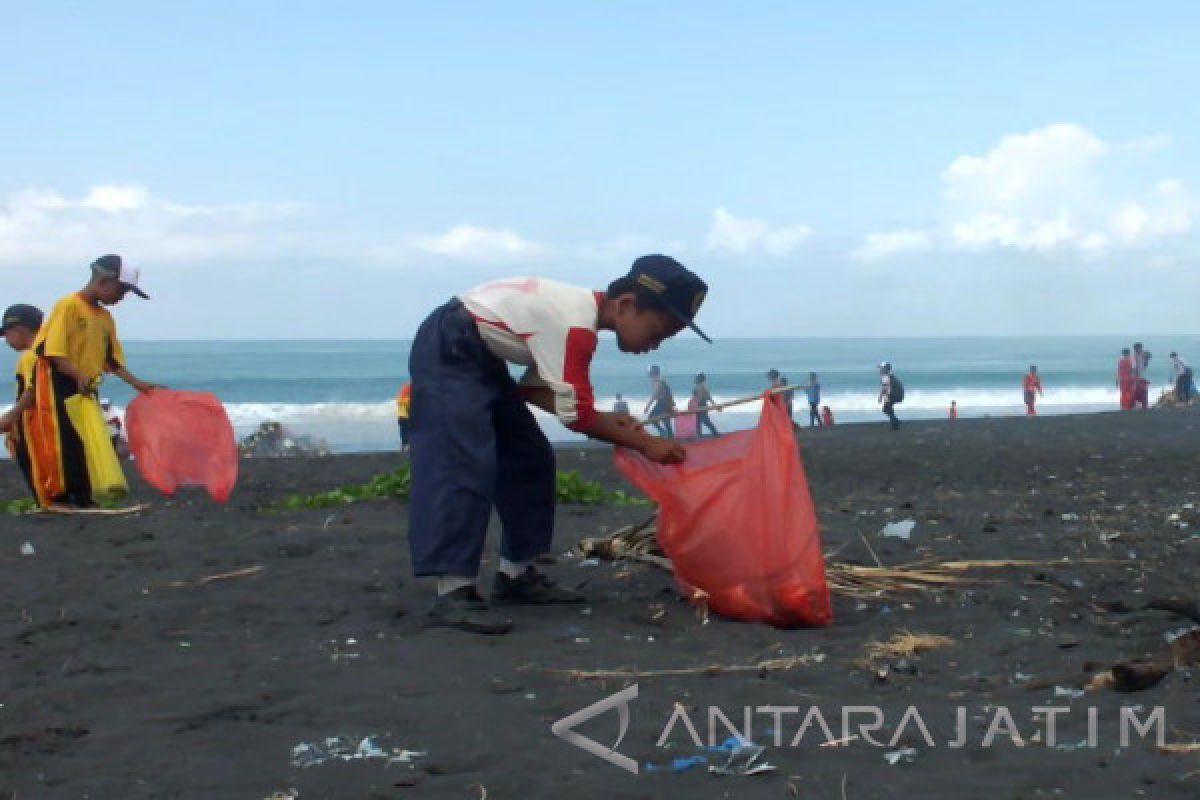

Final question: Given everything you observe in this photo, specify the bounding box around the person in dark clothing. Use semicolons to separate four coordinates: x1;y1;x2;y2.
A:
693;372;719;437
645;365;676;438
878;361;901;430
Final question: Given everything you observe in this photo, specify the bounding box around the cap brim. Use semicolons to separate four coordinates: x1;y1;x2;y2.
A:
123;284;149;299
659;299;712;344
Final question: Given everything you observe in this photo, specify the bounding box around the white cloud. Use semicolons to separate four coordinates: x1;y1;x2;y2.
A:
0;183;309;266
851;229;932;262
705;208;812;257
853;123;1197;260
411;224;540;259
0;183;549;270
82;185;150;212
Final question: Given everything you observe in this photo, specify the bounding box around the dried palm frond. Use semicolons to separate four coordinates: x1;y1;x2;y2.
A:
576;517;1129;598
864;630;955;661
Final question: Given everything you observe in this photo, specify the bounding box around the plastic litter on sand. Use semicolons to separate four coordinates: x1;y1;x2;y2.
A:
884;747;918;765
290;736;425;769
881;520;916;540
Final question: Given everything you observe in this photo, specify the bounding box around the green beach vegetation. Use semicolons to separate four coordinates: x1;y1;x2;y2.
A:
278;465;646;510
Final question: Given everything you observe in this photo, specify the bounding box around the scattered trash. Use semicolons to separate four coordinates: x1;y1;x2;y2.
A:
19;541;34;557
881;519;916;540
240;421;330;458
1061;513;1080;522
645;755;708;774
708;739;775;777
289;736;425;769
263;792;299;800
819;735;860;748
578;558;600;568
1054;740;1091;752
884;746;918;765
1165;626;1199;644
1054;686;1086;699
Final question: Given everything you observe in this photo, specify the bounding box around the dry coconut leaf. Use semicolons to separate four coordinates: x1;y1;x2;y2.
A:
864;630;955;661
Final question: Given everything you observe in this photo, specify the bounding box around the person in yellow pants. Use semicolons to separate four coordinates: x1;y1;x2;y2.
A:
0;305;44;502
32;255;163;507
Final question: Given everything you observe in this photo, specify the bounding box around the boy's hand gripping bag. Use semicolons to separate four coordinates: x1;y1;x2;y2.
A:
64;394;129;503
127;390;239;503
615;394;832;628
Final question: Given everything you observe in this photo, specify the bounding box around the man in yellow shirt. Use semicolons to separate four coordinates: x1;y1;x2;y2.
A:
0;304;44;500
32;255;161;507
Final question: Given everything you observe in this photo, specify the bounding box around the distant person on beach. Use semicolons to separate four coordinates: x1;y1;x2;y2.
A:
692;373;719;437
1170;352;1193;405
34;255;162;507
0;304;44;500
1132;343;1151;409
645;365;676;438
396;382;412;451
1023;366;1044;416
804;372;822;427
949;400;958;420
767;369;795;422
878;361;902;430
407;255;707;634
612;393;630;416
821;406;834;426
1117;348;1135;410
101;398;129;459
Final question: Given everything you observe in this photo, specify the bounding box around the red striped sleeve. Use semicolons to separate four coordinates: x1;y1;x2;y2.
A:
563;327;599;433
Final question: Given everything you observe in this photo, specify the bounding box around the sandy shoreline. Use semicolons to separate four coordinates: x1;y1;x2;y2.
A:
4;410;1200;798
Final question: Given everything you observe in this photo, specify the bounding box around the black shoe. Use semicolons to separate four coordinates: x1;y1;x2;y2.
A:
491;567;586;606
425;587;513;634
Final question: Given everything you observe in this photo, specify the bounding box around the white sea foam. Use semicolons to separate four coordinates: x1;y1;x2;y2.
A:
202;383;1148;451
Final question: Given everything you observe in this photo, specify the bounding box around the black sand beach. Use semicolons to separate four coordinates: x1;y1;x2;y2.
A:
5;411;1200;799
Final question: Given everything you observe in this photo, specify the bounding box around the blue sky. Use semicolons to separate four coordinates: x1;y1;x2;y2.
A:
1;2;1197;338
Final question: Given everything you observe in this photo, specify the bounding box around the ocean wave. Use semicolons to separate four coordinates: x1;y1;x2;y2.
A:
214;385;1136;428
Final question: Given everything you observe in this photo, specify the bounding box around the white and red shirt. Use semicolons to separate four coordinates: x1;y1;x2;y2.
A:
460;278;601;433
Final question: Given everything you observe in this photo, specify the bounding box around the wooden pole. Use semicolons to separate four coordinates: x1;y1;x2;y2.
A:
640;385;792;427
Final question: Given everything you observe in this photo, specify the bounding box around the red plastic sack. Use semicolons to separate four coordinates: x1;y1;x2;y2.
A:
127;390;239;503
616;394;832;628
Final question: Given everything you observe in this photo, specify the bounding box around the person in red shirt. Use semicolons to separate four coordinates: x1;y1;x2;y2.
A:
821;406;834;427
1116;348;1135;410
949;400;958;420
1022;366;1043;416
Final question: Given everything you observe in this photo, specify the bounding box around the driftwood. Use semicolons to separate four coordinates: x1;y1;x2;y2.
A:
1024;629;1200;694
549;653;825;682
151;565;265;590
42;503;150;516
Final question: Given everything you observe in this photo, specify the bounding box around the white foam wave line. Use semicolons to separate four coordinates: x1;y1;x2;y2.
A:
211;385;1150;428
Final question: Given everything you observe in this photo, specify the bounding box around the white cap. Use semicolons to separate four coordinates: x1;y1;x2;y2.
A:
91;254;149;299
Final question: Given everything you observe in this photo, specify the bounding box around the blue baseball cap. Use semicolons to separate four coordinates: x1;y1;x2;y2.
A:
627;254;711;343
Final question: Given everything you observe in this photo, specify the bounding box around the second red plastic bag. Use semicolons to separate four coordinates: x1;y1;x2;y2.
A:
615;394;832;628
127;390;239;503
